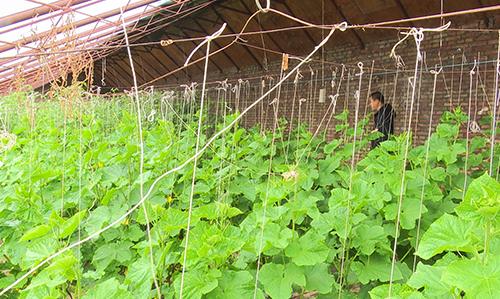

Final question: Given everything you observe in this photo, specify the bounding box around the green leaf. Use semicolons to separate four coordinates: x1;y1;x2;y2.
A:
207;270;264;299
174;267;222;299
430;167;446;181
303;263;336;294
351;254;405;284
259;263;306;299
456;173;500;221
92;242;133;273
369;283;424;299
229;176;257;201
416;214;475;259
285;231;329;266
85;206;112;235
158;207;188;237
383;197;425;230
26;253;79;290
82;277;134;299
59;209;87;239
22;238;58;270
442;255;500;299
407;254;458;298
125;257;153;299
352;224;388;255
20;224;52;242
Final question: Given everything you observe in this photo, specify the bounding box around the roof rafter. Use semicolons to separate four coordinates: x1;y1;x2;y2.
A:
210;5;264;70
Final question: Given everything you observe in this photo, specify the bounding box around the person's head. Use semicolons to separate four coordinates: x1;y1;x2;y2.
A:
370;91;384;111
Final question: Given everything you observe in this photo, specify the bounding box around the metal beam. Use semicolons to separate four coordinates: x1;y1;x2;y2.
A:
0;0;91;27
0;0;160;53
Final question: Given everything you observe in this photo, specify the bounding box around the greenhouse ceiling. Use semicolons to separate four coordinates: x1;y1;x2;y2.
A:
0;0;211;92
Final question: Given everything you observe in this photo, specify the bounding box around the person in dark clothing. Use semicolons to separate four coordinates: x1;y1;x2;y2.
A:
370;91;395;149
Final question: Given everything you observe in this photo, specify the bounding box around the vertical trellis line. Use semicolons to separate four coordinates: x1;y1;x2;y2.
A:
388;26;426;297
490;31;500;176
338;62;364;298
463;59;478;199
120;8;161;298
413;66;442;271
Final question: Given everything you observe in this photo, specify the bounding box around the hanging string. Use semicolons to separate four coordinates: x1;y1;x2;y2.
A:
414;53;425;141
179;23;225;298
101;57;106;86
338;62;364;297
490;30;500;177
450;55;455;108
440;0;444;47
457;52;466;106
388;26;424;297
253;65;284;299
284;69;302;161
77;96;84;299
120;8;161;298
413;66;442;271
462;59;478;199
472;52;481;132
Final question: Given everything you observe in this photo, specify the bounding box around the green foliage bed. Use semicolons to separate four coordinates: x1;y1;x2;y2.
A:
0;91;498;298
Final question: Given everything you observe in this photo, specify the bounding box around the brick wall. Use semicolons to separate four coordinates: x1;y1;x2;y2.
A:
177;21;499;145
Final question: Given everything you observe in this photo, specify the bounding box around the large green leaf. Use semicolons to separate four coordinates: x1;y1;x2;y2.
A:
92;241;133;273
25;253;79;291
20;224;52;242
59;209;87;239
407;253;458;298
284;230;329;266
125;257;153;299
351;254;406;284
442;255;500;298
174;267;221;299
207;270;264;299
456;173;500;221
416;213;475;259
303;263;336;294
369;283;424;299
82;277;134;299
352;223;388;255
259;263;305;299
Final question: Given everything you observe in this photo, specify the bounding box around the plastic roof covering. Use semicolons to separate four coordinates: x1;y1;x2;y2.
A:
0;0;200;92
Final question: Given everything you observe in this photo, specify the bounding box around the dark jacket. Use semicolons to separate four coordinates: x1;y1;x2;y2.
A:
371;103;395;149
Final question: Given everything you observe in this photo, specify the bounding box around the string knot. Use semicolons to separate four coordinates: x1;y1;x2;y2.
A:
160;39;173;47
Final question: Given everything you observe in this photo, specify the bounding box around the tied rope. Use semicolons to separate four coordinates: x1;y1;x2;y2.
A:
413;66;442;271
388;22;450;297
179;22;226;299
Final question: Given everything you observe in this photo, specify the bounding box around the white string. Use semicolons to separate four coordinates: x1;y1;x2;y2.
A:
184;24;227;66
255;0;270;13
490;30;500;176
462;59;478;199
253;64;284;299
120;8;161;298
388;27;425;297
413;66;442;271
338;62;364;297
179;30;215;299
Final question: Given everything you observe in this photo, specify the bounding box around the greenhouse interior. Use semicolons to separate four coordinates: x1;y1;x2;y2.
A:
0;0;499;298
